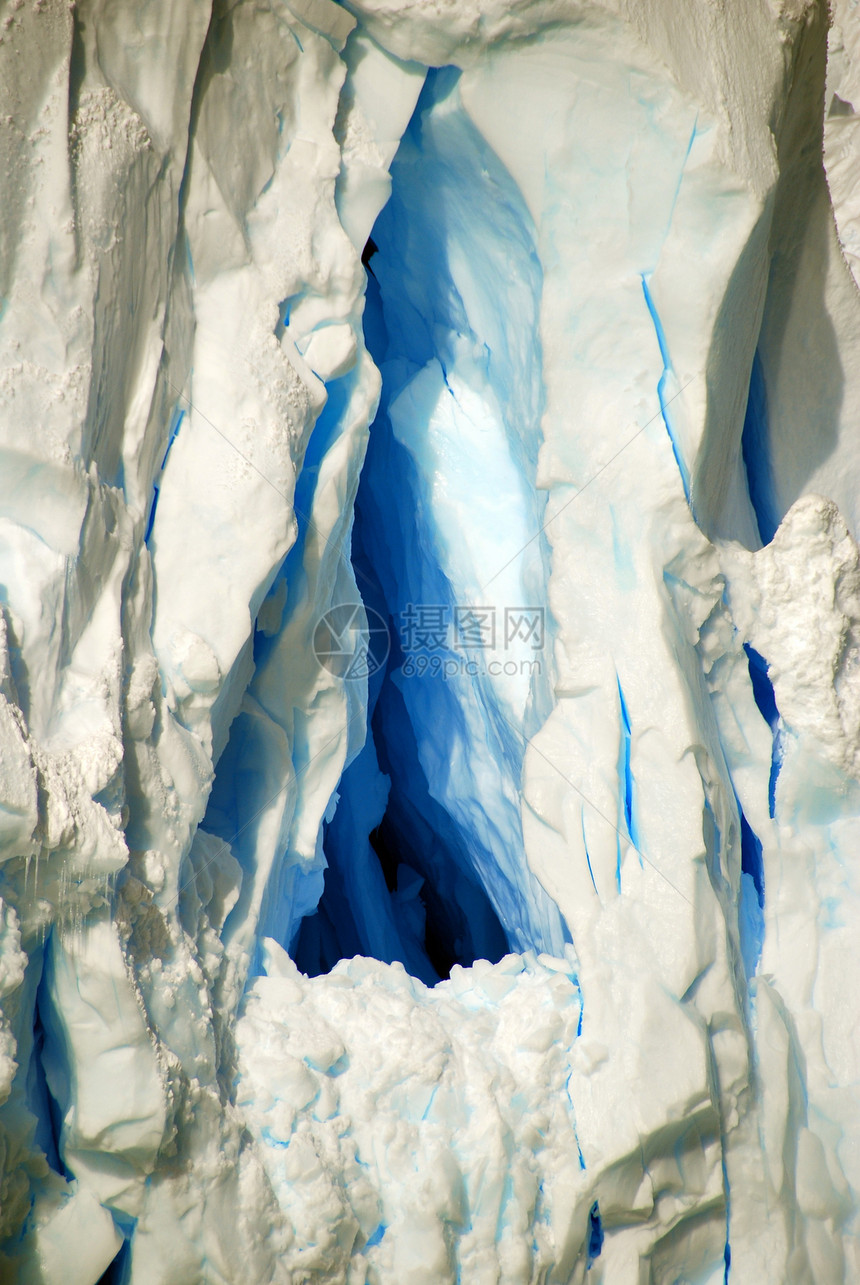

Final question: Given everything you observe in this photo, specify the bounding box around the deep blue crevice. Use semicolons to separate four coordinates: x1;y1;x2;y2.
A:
143;485;159;545
293;549;510;982
617;679;636;847
373;684;510;976
738;810;765;977
274;297;291;342
96;1238;132;1285
615;679;639;894
365;1223;386;1248
587;1202;604;1267
279;62;579;981
734;647;774;976
29;955;65;1178
293;127;513;979
744;643;784;819
641;274;691;501
289;65;565;979
721;1149;732;1281
744;643;778;730
582;813;598;897
144;407;184;546
741;352;780;546
739;813;765;908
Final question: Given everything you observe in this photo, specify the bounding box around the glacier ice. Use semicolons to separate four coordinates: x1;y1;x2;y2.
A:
2;0;860;1281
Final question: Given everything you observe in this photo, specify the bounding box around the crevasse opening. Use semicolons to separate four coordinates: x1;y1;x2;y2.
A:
293;68;568;982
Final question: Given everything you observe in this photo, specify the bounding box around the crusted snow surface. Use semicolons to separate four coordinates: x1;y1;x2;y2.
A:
241;945;586;1284
0;0;860;1282
238;938;720;1285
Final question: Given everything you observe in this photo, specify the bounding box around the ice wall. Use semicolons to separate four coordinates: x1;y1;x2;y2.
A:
1;0;860;1281
294;65;568;985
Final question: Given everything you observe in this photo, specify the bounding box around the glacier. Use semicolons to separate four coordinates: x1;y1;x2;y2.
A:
2;0;860;1281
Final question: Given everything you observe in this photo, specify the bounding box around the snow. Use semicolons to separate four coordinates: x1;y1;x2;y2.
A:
0;0;860;1281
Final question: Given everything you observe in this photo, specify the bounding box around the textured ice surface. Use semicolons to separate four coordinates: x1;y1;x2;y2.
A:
1;0;860;1282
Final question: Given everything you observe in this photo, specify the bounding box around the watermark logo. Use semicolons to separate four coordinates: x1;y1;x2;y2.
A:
503;607;545;649
400;604;544;654
400;603;545;681
313;602;545;681
313;603;390;680
401;653;542;680
400;603;449;652
455;606;496;649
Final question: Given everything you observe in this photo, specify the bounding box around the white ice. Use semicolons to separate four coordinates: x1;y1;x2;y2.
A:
0;0;859;1282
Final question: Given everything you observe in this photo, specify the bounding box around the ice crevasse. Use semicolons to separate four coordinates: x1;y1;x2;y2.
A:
1;0;860;1280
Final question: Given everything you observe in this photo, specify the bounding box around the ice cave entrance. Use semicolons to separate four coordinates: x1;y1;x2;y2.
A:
291;67;558;984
